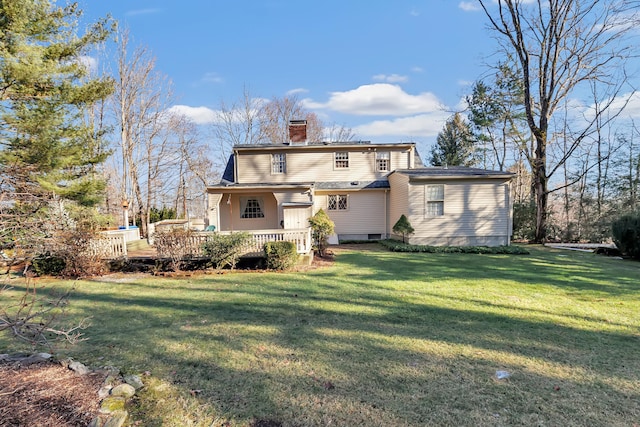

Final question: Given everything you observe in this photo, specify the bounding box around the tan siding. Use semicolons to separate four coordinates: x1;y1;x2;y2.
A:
314;190;387;235
405;179;512;245
236;147;411;183
388;173;410;233
219;192;279;231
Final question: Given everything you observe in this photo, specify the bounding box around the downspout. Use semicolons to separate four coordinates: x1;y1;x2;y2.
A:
384;189;388;239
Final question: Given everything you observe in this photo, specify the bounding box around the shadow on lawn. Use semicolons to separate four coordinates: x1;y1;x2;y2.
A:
18;247;638;425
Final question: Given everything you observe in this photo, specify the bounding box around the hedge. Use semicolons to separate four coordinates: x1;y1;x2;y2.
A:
379;239;530;255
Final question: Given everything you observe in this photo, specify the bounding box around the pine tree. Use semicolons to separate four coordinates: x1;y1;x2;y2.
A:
392;214;414;243
0;0;115;206
430;113;476;167
0;0;115;250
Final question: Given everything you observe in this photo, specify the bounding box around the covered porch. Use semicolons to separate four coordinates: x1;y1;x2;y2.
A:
206;183;316;255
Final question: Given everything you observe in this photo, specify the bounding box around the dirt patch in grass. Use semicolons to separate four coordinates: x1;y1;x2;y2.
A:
0;359;106;427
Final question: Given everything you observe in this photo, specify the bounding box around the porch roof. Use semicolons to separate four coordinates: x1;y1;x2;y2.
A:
207;182;313;192
314;180;390;190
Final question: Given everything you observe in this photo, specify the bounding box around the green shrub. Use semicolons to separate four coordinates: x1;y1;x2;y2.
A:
379;239;529;255
308;209;334;256
31;253;66;276
611;213;640;259
512;201;537;241
202;232;252;270
264;241;298;270
392;214;414;243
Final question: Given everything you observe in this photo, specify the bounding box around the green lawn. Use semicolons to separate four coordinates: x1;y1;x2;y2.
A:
2;245;639;426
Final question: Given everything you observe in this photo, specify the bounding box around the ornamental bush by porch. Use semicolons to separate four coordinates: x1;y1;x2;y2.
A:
308;209;334;256
264;241;298;270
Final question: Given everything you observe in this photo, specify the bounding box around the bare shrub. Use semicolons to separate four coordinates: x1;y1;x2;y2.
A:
0;278;89;350
154;228;199;271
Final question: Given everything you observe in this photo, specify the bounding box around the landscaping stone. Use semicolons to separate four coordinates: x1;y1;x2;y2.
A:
103;410;128;427
69;360;90;375
111;383;136;398
124;374;144;389
98;385;113;399
100;396;126;414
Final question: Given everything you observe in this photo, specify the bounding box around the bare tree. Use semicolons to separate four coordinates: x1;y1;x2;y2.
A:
478;0;638;242
324;122;356;142
259;94;324;143
112;29;179;236
209;86;267;170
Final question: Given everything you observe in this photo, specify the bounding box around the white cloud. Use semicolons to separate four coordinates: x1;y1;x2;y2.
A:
607;92;640;118
202;72;224;84
355;113;449;138
458;2;480;12
166;105;216;124
372;74;409;83
76;56;97;73
411;66;424;73
306;84;444;116
286;88;309;96
125;8;162;17
410;9;420;17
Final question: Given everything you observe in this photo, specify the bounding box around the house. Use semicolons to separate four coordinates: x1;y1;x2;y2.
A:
206;120;514;248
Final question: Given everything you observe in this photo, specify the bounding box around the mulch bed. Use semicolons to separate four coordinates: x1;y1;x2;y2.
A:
0;359;106;427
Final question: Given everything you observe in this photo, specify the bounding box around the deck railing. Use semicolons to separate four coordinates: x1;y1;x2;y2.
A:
190;228;312;257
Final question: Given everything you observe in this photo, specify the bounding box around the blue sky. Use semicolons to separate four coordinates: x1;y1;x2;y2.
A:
78;1;507;152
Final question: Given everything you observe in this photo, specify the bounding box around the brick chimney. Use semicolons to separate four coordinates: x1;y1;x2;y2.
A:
288;120;307;144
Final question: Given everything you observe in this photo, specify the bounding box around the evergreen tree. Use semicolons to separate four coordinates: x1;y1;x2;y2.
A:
0;0;115;251
0;1;115;206
430;113;476;167
392;214;414;243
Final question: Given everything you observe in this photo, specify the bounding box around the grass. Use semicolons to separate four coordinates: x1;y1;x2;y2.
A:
1;245;639;426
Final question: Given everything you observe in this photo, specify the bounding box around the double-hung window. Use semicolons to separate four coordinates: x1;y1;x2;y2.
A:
425;185;444;217
328;194;348;211
271;153;286;174
376;151;390;172
335;152;349;168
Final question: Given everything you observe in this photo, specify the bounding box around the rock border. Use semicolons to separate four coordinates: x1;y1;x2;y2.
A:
0;353;143;427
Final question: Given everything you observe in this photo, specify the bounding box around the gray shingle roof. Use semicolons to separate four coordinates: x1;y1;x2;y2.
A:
393;167;513;178
314;180;390;190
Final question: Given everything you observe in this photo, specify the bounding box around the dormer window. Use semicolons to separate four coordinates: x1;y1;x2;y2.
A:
335;152;349;168
271;153;286;174
376;151;390;172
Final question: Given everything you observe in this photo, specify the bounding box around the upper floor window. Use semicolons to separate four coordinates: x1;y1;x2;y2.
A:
425;185;444;217
376;151;390;172
271;153;286;174
241;197;265;219
328;194;348;211
335;152;349;168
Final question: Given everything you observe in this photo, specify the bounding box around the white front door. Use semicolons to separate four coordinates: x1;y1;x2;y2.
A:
283;207;310;229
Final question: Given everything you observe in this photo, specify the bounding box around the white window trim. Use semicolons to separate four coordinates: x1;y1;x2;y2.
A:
376;151;390;172
424;185;444;218
240;197;265;219
271;153;286;175
334;151;349;169
327;194;349;211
